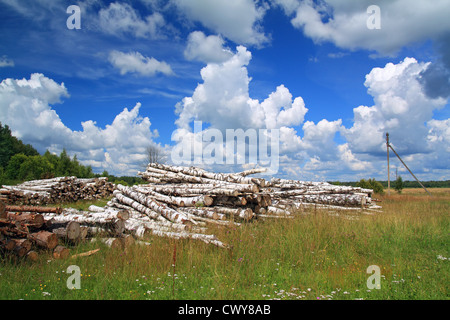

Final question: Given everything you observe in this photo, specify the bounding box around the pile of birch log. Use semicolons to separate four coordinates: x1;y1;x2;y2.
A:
0;201;135;261
90;163;376;249
265;178;375;213
0;176;115;205
0;164;379;255
133;163;376;217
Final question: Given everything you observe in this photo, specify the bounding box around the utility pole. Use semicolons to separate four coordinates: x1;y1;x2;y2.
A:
386;133;390;195
385;133;431;196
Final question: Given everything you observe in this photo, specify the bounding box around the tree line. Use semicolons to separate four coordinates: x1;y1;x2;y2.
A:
0;122;146;186
0;123;95;185
331;177;450;192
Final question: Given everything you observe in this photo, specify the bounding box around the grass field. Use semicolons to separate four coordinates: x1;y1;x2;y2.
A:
0;188;448;300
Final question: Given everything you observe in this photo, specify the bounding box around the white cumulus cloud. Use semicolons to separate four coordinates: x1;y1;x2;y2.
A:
343;57;448;156
0;73;160;176
172;0;269;46
109;50;174;77
99;2;166;39
184;31;233;63
273;0;450;56
173;45;450;180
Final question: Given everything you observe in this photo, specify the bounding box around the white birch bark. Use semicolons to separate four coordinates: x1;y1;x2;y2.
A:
116;184;194;225
133;186;214;207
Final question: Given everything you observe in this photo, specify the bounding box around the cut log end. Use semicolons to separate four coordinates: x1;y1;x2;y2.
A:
53;245;70;259
29;230;58;250
27;250;39;262
66;221;81;241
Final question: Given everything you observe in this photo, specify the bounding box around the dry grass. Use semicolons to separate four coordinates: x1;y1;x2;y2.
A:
1;188;448;300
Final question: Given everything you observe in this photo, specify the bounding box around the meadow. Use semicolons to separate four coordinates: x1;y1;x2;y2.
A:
0;188;448;300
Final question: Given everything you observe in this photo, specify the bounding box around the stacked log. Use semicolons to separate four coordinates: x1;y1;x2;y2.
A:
264;178;374;211
1;165;380;254
0;177;115;205
0;204;65;261
0;203;133;261
133;163;377;220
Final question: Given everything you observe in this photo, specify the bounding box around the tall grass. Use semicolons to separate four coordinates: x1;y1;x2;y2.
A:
1;189;448;300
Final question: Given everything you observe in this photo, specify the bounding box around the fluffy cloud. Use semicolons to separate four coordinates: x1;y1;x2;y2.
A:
184;31;233;63
343;57;448;156
109;50;174;77
0;73;160;176
172;0;269;46
175;46;308;133
273;0;450;56
99;2;166;39
418;33;450;99
174;45;449;180
174;45;343;176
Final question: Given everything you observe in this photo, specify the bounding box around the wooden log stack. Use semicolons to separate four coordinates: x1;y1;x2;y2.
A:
1;204;65;261
0;202;133;261
0;177;115;205
264;178;375;212
0;165;380;254
131;163;377;220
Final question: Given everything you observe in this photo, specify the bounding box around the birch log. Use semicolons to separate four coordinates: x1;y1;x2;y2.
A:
49;221;82;242
144;163;266;187
116;184;194;225
133;186;214;207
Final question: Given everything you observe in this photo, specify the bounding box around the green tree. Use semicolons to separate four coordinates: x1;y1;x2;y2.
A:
394;175;404;194
0;166;5;185
56;149;72;176
356;178;384;194
356;179;370;189
368;178;384;194
0;122;38;168
18;155;53;180
5;153;29;180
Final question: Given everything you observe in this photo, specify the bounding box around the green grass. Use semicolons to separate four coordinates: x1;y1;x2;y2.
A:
1;189;448;300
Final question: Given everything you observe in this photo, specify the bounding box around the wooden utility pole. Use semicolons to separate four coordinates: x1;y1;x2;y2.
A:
386;133;390;195
386;133;431;196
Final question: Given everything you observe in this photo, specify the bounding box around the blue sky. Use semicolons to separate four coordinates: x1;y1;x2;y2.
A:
0;0;449;181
